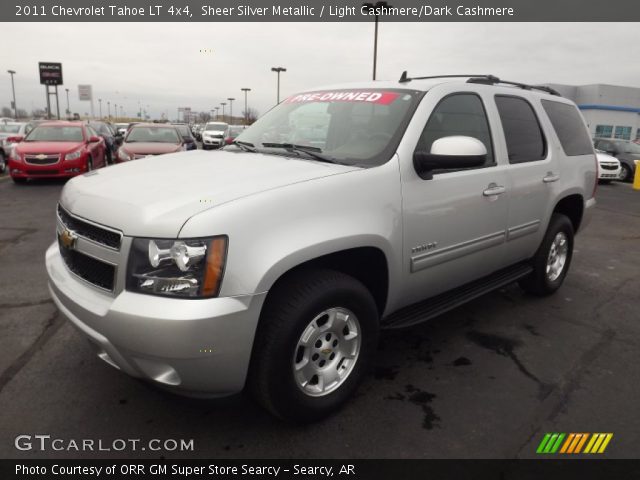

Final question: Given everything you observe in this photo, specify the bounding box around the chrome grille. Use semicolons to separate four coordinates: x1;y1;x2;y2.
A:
58;238;116;291
57;204;122;249
600;163;618;171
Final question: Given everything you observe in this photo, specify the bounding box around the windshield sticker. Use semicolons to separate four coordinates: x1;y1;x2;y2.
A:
284;91;400;105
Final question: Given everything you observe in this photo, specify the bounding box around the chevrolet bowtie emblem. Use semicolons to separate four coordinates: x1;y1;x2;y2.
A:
36;154;47;160
59;229;78;249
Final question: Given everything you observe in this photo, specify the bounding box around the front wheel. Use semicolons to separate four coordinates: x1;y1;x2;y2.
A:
619;163;633;182
519;213;574;296
248;269;379;423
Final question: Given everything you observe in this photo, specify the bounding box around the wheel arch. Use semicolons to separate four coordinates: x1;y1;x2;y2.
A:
552;193;584;233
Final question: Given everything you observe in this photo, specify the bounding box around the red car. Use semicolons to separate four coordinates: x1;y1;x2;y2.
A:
9;121;107;184
115;123;185;162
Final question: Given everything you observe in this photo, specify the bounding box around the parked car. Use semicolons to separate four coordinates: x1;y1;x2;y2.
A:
172;123;198;150
0;122;31;173
9;121;107;183
595;151;621;183
114;123;129;136
593;138;640;182
201;122;229;149
88;121;123;164
116;123;185;162
225;125;245;145
46;75;596;422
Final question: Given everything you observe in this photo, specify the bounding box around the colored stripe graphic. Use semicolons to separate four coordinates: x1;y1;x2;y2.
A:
538;433;613;454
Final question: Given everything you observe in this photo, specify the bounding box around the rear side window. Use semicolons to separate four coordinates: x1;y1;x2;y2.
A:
495;96;546;164
541;100;593;156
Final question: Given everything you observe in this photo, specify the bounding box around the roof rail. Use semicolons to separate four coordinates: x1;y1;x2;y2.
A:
398;71;562;96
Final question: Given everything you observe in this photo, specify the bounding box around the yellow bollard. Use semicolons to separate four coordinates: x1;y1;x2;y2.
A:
634;160;640;190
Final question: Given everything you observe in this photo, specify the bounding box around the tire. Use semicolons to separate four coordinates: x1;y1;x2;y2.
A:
86;157;93;172
248;269;379;423
106;150;113;166
519;213;574;296
619;163;633;182
11;176;27;184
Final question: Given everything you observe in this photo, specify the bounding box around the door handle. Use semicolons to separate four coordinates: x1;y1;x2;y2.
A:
543;172;560;183
483;184;506;196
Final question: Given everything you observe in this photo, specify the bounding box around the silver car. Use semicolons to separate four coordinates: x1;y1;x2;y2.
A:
46;75;597;421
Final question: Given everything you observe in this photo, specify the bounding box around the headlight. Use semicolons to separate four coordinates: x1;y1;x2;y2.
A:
127;236;227;298
65;149;83;161
118;147;131;161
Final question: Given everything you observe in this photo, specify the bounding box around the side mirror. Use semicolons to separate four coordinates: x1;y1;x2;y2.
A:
414;136;487;180
89;136;101;143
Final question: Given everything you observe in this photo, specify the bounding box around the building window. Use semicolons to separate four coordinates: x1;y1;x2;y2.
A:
595;125;613;138
614;126;632;140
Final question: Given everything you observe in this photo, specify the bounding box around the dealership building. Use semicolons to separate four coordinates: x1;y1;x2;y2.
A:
547;83;640;141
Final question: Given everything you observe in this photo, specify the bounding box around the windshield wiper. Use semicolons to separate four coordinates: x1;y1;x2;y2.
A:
233;140;257;152
260;143;338;164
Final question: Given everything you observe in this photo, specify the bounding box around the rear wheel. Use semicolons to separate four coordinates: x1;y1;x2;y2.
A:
248;269;379;422
519;213;574;296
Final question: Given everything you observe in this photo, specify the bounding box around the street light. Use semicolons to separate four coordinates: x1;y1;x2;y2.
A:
114;103;118;120
98;98;102;119
362;2;391;80
271;67;286;104
215;107;220;121
227;97;235;124
220;102;227;123
107;101;111;119
7;70;17;120
241;87;251;125
65;88;70;119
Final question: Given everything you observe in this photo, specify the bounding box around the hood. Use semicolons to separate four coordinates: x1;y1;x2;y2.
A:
60;149;359;238
16;141;83;155
122;142;182;155
203;131;225;137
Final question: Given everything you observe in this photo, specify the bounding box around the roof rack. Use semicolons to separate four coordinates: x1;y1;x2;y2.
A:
398;71;562;96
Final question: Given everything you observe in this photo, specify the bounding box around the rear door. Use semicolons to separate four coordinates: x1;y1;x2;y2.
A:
492;94;557;264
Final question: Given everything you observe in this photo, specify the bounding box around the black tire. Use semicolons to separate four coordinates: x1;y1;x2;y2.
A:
519;213;574;296
86;157;93;172
11;176;27;184
619;163;633;182
248;269;379;423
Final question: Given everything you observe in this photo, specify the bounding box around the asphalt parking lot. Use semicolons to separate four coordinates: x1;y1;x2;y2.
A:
0;173;638;459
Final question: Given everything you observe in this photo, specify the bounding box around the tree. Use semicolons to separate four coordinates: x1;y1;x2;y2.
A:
242;108;259;125
1;106;12;118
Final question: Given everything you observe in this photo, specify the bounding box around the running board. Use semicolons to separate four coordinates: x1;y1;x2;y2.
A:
382;262;533;329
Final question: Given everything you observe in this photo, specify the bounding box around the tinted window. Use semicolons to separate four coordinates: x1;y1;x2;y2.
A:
416;93;494;168
595;125;613;138
495;96;545;163
541;100;593;156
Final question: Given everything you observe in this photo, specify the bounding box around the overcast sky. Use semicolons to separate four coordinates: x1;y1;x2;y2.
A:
0;22;637;120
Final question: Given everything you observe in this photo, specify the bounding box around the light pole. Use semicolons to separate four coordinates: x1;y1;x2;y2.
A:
271;67;286;104
65;88;70;119
241;87;251;125
215;107;220;121
98;98;102;119
227;97;235;124
119;105;124;118
107;101;111;119
114;103;118;120
221;102;226;123
7;70;17;120
362;2;390;80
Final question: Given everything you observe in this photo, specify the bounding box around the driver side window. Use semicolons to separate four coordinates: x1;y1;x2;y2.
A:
416;93;495;169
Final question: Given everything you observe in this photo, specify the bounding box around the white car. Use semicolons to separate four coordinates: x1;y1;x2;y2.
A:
201;122;229;150
595;151;621;182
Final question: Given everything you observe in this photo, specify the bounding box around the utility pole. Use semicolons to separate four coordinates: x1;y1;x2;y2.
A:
227;97;235;124
241;87;251;125
107;101;111;119
271;67;286;104
7;70;17;120
98;98;102;119
362;2;391;80
65;88;70;119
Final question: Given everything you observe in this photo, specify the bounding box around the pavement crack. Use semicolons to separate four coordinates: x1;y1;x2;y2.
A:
0;310;65;395
0;299;53;309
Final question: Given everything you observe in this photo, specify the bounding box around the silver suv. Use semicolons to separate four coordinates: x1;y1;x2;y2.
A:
46;74;597;422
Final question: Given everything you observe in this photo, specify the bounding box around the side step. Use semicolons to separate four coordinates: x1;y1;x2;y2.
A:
382;262;533;329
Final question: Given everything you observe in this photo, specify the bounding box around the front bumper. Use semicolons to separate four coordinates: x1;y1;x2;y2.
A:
202;137;224;147
9;157;89;179
46;242;266;397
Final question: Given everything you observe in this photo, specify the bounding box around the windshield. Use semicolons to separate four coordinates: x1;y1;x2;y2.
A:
89;123;110;135
235;88;421;166
125;126;181;143
205;124;227;132
619;141;640;154
0;124;21;133
25;126;84;142
174;125;190;136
